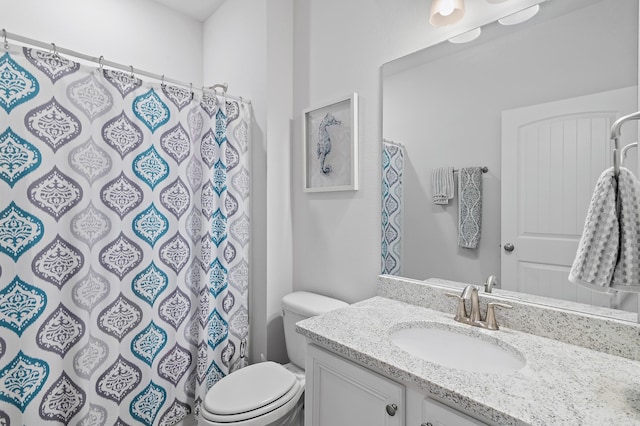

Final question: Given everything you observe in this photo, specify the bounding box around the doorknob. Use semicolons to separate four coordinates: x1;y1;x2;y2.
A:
503;243;515;252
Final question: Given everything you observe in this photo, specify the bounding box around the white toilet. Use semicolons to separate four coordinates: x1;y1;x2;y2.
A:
198;291;348;426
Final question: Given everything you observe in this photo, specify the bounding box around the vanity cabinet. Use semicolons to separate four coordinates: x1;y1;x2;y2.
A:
305;344;490;426
406;389;488;426
305;344;405;426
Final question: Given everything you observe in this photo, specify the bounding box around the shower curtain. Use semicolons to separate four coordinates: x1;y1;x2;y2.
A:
0;46;250;425
381;140;403;275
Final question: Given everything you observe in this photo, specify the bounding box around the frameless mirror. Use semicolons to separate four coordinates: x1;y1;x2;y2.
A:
382;0;639;318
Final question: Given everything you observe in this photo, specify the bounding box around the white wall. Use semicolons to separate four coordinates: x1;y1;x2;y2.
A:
1;0;203;85
291;0;542;303
292;0;388;304
203;0;268;365
203;0;294;364
265;0;294;364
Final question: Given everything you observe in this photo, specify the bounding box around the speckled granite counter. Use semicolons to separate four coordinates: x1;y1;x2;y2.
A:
296;296;640;426
379;276;640;361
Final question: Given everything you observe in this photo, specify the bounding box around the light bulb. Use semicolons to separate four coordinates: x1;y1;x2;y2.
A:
430;0;465;27
438;0;455;16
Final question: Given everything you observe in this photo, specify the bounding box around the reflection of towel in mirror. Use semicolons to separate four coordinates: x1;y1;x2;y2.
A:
431;167;454;205
569;167;640;292
458;167;483;249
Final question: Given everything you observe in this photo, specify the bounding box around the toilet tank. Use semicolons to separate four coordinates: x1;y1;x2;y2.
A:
281;291;348;369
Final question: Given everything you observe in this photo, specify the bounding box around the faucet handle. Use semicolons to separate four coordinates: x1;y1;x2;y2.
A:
484;302;512;330
445;293;468;321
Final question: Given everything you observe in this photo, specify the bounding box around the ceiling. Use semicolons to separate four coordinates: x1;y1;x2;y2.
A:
149;0;226;22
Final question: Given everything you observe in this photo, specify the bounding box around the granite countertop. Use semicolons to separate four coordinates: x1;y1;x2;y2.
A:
296;296;640;426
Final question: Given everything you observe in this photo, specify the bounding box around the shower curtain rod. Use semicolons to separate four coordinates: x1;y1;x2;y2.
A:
1;29;251;105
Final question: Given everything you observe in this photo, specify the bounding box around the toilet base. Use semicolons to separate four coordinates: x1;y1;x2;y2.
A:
262;392;304;426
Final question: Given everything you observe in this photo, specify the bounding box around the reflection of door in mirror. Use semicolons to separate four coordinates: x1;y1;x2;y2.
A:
382;0;638;312
501;87;637;312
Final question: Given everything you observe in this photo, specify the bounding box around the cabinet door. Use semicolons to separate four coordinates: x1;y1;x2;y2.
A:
420;396;487;426
305;344;404;426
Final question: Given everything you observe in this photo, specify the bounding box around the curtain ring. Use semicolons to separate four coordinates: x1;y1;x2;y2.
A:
51;43;59;58
161;74;165;88
98;55;104;71
129;65;135;80
190;83;194;100
2;29;8;50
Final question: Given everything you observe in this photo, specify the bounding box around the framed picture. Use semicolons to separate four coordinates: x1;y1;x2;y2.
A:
303;93;359;192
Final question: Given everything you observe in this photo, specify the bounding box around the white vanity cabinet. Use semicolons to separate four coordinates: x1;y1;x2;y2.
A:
406;389;488;426
305;344;405;426
305;344;489;426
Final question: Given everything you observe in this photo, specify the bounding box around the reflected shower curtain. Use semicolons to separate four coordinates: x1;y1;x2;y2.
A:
381;140;403;275
0;47;250;425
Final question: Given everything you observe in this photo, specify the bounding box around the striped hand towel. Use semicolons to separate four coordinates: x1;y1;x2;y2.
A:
458;167;483;249
569;167;640;292
431;167;454;205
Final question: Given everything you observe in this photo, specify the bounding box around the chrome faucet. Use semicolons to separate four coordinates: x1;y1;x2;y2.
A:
445;285;512;330
484;275;498;293
465;285;482;323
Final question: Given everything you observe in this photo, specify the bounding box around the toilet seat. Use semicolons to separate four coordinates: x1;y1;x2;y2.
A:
201;362;304;424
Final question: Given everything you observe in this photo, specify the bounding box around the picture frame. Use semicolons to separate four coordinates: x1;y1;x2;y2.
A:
303;93;359;192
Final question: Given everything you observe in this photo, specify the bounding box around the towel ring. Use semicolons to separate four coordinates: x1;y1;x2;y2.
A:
621;142;638;165
610;111;640;176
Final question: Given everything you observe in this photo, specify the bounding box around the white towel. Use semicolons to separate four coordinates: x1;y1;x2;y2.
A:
431;167;454;205
458;167;483;249
569;167;640;292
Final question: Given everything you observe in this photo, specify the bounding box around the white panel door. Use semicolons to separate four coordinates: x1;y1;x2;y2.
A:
501;86;637;308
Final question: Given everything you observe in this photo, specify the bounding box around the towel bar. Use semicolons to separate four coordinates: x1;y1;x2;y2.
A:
453;166;489;174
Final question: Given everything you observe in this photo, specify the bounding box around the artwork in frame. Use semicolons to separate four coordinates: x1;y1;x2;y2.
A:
303;93;359;192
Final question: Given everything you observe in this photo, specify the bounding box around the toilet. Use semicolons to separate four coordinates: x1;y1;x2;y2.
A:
198;291;348;426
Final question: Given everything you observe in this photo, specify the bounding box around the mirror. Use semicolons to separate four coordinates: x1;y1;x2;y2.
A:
382;0;639;317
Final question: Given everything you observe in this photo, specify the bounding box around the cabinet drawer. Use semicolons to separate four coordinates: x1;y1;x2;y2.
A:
421;396;487;426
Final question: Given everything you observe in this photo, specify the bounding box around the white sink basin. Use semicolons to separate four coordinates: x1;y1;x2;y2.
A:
390;323;525;374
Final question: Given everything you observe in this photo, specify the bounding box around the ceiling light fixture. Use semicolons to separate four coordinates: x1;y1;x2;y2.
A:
448;27;482;43
430;0;465;27
498;4;540;25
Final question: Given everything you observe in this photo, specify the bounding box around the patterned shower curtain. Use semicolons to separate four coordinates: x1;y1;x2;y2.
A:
381;140;403;275
0;46;250;425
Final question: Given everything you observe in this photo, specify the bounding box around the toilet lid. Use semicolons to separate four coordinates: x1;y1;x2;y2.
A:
203;362;297;416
